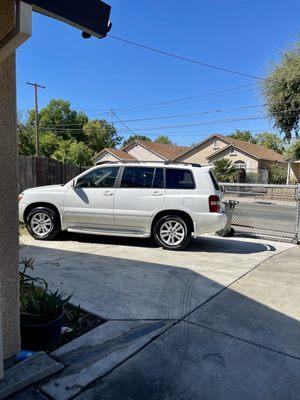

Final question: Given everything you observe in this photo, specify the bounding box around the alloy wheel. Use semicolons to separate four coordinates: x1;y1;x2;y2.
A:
159;220;185;246
30;212;53;237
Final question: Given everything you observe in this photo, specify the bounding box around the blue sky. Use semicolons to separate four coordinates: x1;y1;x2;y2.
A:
17;0;300;146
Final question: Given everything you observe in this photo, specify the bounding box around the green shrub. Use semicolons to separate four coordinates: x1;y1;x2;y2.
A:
269;164;288;184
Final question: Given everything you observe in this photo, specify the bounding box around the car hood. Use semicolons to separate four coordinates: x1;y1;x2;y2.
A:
22;184;65;193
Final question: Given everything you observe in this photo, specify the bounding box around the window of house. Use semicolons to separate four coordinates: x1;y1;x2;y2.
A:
121;167;155;188
166;169;195;189
213;140;219;149
76;167;120;188
230;147;236;156
234;160;246;169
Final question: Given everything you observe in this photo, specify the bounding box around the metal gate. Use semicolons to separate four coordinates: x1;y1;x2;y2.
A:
220;183;300;243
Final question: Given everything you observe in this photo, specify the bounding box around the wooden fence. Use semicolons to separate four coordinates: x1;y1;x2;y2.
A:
18;156;86;193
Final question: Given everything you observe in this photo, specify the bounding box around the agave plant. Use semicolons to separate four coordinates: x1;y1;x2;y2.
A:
20;287;71;324
20;257;71;324
213;158;237;183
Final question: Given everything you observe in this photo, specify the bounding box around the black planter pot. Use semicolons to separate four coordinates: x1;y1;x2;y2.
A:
20;312;64;351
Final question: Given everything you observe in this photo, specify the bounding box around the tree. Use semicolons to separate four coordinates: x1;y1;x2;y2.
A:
229;130;256;143
17;122;35;155
262;42;300;141
68;142;93;167
28;99;88;141
255;132;285;154
285;140;300;161
123;135;151;147
82;119;123;153
155;135;173;145
213;158;237;182
52;139;73;163
40;132;60;158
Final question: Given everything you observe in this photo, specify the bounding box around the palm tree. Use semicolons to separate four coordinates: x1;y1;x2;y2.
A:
213;158;237;182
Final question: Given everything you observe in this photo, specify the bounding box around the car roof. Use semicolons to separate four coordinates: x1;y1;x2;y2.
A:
94;161;202;169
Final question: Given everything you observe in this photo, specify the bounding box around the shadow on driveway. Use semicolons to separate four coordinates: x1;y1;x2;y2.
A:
57;231;276;254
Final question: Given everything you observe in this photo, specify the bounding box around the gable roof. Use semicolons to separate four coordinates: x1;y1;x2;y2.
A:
93;148;136;161
218;135;285;162
175;134;285;162
123;140;191;161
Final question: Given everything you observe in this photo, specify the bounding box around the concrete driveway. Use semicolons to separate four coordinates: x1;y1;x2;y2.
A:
20;233;291;320
19;233;300;399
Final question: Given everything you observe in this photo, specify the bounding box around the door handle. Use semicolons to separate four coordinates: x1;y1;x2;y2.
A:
103;191;114;196
152;191;163;196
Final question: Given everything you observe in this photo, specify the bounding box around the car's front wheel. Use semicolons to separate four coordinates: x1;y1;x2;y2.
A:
153;215;191;251
26;207;61;240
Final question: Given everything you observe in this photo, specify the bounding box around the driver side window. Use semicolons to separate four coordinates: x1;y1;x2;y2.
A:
76;167;120;188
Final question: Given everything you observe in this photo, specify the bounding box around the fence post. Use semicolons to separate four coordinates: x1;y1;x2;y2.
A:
295;185;300;244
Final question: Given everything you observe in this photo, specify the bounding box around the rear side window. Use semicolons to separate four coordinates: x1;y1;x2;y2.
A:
209;170;220;191
121;167;154;188
166;169;195;189
153;168;164;188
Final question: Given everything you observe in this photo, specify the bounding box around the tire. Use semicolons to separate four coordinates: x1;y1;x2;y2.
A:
26;207;61;240
153;215;191;251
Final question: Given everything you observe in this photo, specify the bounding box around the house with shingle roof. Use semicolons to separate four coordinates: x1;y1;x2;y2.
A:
93;140;190;164
92;135;292;182
175;134;287;182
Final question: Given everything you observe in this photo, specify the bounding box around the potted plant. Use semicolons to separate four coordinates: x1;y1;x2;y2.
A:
20;258;71;351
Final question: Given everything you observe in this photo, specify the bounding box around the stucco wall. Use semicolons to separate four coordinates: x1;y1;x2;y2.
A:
176;137;228;164
95;152;119;164
291;163;300;182
208;147;259;170
126;144;164;161
0;0;21;359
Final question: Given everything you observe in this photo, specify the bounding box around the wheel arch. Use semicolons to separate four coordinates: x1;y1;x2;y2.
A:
24;202;61;226
151;209;194;234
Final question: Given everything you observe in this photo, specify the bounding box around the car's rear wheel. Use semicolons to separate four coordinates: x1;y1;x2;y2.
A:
154;215;191;251
26;207;60;240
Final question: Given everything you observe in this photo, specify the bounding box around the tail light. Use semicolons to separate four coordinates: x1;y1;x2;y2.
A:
209;195;220;212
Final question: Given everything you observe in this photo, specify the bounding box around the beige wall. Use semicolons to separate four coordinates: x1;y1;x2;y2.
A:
126;144;164;161
291;162;300;182
208;147;259;170
95;152;119;164
0;0;21;359
176;137;228;164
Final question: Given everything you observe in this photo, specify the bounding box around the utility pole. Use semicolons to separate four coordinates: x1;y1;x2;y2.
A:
26;81;46;156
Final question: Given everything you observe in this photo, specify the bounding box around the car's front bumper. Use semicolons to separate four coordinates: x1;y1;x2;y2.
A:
19;202;27;223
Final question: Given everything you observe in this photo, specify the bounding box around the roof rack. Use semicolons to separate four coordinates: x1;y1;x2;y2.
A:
95;160;202;167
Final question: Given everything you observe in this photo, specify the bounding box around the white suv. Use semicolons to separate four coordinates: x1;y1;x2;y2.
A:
19;162;226;250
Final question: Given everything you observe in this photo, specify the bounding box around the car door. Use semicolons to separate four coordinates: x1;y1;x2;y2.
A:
114;166;165;232
63;166;120;229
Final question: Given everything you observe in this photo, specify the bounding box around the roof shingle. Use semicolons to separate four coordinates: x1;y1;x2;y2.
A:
124;140;191;160
217;135;285;162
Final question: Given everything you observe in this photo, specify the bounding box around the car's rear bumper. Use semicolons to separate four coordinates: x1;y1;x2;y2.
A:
193;212;227;236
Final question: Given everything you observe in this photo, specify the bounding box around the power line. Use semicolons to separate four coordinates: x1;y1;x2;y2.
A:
108;34;264;81
39;107;300;133
40;103;265;128
109;110;136;135
69;84;257;119
109;84;256;114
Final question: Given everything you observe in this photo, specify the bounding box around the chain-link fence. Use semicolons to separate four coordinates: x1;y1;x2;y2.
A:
220;183;300;243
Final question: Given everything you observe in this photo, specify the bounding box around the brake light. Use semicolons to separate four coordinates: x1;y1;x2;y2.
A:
209;195;220;212
19;194;24;202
